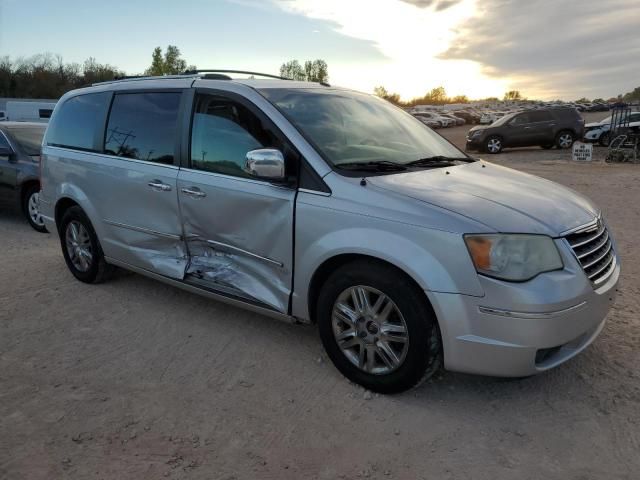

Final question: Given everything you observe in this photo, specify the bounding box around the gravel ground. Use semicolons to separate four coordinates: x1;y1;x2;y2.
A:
1;111;639;479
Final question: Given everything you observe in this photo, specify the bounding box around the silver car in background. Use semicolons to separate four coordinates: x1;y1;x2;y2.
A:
39;72;619;393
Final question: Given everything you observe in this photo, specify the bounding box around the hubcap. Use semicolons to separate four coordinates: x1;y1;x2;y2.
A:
559;134;573;148
28;191;45;227
487;138;501;153
332;285;409;375
65;221;93;272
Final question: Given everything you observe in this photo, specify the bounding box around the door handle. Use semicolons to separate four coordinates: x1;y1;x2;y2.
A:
181;187;207;198
148;180;172;191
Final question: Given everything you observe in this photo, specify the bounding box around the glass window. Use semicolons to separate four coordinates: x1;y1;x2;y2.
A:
5;125;46;156
0;131;11;152
260;88;464;167
529;110;553;122
190;95;283;177
39;109;53;119
511;113;531;125
46;92;110;151
105;92;181;165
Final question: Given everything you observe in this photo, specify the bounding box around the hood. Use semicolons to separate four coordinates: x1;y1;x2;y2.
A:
368;161;598;236
468;125;491;134
585;121;607;129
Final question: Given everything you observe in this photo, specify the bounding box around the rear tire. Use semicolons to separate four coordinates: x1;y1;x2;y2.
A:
555;130;575;149
22;184;47;233
317;260;442;394
59;206;114;284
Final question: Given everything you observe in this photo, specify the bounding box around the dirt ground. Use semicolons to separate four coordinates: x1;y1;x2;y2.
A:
2;111;639;479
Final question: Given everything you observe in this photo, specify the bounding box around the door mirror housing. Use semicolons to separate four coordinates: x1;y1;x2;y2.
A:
0;145;16;161
244;149;286;181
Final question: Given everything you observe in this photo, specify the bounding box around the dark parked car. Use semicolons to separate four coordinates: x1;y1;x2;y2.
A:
453;110;480;124
0;122;47;232
465;108;585;154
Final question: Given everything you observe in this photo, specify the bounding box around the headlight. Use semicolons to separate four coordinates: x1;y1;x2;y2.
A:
464;234;563;281
471;130;483;138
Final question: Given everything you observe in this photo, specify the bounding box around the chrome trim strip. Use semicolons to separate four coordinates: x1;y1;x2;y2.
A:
205;239;284;267
568;224;606;249
103;219;182;240
479;301;587;319
179;167;292;190
45;146;180;170
298;188;331;197
559;214;601;237
104;257;300;323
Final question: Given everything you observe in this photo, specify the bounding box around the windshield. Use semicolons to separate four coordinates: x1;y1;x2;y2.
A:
5;125;45;156
260;88;467;169
490;112;518;126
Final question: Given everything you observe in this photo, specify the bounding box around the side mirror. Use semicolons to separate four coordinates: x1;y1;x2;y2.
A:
0;145;16;161
244;149;286;181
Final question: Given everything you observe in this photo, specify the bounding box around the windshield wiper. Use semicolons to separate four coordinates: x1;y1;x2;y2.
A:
336;160;408;172
405;155;474;167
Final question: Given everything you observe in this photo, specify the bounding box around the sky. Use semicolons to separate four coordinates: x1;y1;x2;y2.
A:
1;0;638;100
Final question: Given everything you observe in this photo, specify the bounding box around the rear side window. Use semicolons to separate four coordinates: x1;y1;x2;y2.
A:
551;108;581;121
104;92;181;165
47;92;111;151
39;109;53;119
529;111;553;122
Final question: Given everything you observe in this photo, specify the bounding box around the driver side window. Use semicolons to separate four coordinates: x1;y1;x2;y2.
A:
190;95;284;178
511;113;530;125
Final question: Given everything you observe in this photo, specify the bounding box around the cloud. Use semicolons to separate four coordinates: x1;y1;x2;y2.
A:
399;0;462;10
442;0;640;98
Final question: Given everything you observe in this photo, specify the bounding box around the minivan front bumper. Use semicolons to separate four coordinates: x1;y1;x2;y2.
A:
428;254;620;377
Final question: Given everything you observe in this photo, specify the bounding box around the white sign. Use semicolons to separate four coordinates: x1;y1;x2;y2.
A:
572;142;593;162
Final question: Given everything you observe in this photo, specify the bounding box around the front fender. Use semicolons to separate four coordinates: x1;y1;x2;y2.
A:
291;203;484;321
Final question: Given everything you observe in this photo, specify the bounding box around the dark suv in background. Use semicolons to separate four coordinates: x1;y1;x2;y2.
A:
465;108;585;154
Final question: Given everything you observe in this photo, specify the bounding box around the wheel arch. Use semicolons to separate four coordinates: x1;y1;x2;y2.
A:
54;197;81;232
306;253;436;326
19;179;40;212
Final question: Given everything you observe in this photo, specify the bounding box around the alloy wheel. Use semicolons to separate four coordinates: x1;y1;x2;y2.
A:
487;138;502;153
331;285;409;375
558;133;573;148
28;191;45;228
65;220;93;272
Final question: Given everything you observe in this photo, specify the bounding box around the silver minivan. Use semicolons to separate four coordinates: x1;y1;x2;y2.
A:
40;72;619;393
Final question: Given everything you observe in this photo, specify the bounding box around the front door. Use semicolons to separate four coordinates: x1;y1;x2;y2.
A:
177;92;296;313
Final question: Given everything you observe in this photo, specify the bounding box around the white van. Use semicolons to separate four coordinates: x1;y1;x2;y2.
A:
6;101;57;123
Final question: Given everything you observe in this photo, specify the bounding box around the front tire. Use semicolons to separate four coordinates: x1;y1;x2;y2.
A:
599;132;610;147
22;184;47;233
485;136;503;154
317;260;441;394
59;206;114;284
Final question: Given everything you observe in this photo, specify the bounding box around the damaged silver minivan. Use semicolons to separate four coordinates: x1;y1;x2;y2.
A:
40;72;619;393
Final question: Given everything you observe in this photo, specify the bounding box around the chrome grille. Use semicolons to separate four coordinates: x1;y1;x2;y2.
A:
565;219;616;285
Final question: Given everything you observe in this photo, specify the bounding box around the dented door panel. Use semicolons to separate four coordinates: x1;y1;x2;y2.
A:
178;169;295;312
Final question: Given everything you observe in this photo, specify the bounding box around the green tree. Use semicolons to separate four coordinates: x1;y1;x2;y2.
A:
504;90;523;101
451;94;469;104
623;87;640;102
280;59;329;82
304;59;329;83
575;97;591;103
280;60;305;80
373;85;401;105
423;86;448;105
145;45;190;76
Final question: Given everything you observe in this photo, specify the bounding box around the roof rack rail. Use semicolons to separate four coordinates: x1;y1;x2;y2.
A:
93;73;199;86
183;69;290;80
